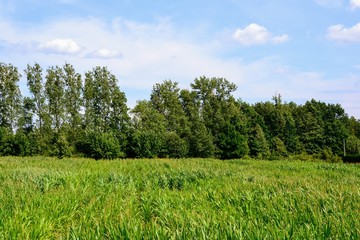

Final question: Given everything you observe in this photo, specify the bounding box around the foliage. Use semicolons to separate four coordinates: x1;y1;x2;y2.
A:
78;130;124;160
160;131;188;158
0;62;359;160
0;63;22;130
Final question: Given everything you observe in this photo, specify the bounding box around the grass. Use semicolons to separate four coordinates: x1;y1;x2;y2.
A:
0;157;359;239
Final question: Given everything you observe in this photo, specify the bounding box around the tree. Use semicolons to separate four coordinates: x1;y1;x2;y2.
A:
346;135;360;155
294;99;348;155
62;63;83;133
45;66;66;132
128;100;166;158
78;130;124;160
218;120;249;159
25;63;48;130
108;77;130;144
17;97;35;134
248;123;270;159
190;76;247;158
84;66;111;131
254;95;300;154
295;106;324;154
0;63;22;131
271;136;288;158
161;131;188;158
25;63;52;155
180;89;214;158
150;80;188;135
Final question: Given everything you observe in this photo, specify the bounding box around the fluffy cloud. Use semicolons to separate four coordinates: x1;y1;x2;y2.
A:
327;23;360;42
86;49;123;59
233;23;289;46
350;0;360;9
38;38;83;54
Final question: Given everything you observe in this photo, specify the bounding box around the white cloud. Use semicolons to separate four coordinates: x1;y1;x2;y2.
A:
350;0;360;9
327;23;360;42
86;49;123;59
38;38;83;55
272;35;290;44
233;23;289;46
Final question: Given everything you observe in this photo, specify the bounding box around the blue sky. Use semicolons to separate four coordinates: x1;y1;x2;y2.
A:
1;0;360;118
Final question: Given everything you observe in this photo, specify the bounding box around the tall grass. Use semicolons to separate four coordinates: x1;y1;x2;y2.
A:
0;157;359;239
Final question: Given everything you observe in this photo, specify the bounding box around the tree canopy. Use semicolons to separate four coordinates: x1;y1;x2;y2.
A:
0;62;358;160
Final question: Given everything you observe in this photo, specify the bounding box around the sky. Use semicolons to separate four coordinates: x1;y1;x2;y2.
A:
1;0;360;118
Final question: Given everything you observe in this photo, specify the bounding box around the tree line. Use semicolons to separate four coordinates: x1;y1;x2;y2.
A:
1;62;359;160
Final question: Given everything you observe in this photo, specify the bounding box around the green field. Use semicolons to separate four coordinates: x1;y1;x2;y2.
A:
0;157;359;239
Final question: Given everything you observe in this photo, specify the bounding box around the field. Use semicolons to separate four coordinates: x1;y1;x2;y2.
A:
0;157;359;239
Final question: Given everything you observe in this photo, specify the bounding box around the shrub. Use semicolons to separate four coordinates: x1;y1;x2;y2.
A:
320;148;342;163
160;131;188;158
78;130;124;160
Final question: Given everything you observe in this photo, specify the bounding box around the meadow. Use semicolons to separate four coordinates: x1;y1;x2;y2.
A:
0;157;359;239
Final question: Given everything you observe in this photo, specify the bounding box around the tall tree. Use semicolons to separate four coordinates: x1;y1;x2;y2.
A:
108;76;130;142
180;89;215;158
84;66;115;131
190;76;247;158
62;63;83;133
129;100;166;158
82;66;129;158
25;63;48;130
17;97;35;134
0;63;22;131
150;80;187;134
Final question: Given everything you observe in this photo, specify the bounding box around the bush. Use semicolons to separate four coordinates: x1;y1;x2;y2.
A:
128;130;163;158
160;131;188;158
320;148;342;163
78;131;124;160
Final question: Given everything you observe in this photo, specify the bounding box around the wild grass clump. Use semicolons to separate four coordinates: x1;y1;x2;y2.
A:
0;157;359;239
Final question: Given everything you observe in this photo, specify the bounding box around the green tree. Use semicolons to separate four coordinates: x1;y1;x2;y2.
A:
240;101;270;158
191;76;247;158
25;63;52;155
17;97;35;134
84;66;112;131
346;135;360;155
81;66;129;157
218;120;249;159
128;100;166;158
78;130;124;160
161;131;188;158
271;136;288;158
151;80;188;134
25;63;48;130
0;63;22;131
295;106;324;154
108;77;130;145
254;95;300;153
45;66;66;132
62;64;83;133
248;123;270;159
180;89;214;158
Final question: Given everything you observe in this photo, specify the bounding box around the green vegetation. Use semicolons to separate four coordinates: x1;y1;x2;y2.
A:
1;62;360;160
0;157;359;239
